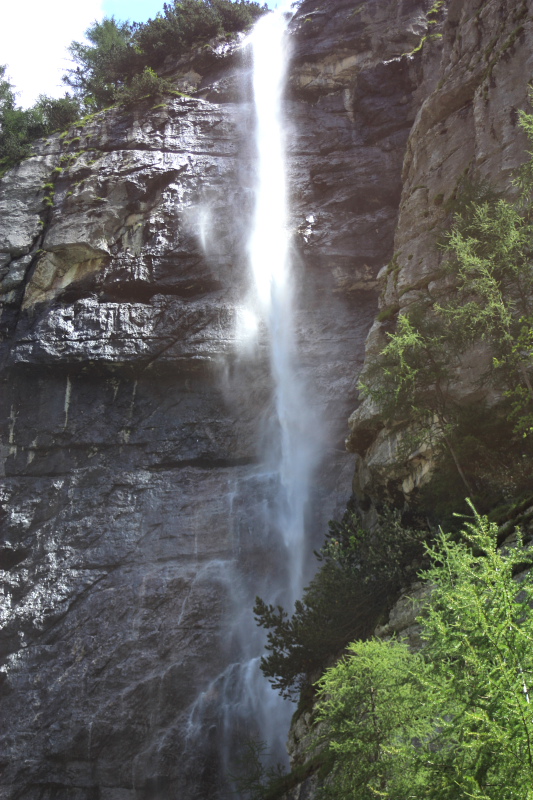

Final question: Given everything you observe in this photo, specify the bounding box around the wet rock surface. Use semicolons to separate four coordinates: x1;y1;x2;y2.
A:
1;0;437;797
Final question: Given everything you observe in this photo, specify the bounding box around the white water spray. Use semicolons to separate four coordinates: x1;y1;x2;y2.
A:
247;7;317;605
183;8;321;792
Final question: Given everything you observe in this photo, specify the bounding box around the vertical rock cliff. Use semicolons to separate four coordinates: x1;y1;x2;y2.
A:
0;0;506;797
284;0;533;796
348;0;533;507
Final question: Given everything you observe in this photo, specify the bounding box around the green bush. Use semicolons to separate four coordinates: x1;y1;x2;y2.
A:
1;2;269;170
119;67;175;106
63;17;140;110
316;639;432;800
359;112;533;504
133;0;267;68
439;186;533;438
0;66;81;174
315;506;533;799
254;503;429;699
33;94;82;132
64;2;267;111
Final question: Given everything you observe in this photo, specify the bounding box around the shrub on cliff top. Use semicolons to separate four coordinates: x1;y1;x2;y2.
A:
119;67;176;106
63;17;139;110
64;1;268;111
0;66;80;174
1;1;268;171
134;0;267;67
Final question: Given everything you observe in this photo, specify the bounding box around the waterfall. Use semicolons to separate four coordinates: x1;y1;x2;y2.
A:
184;7;320;794
247;6;315;606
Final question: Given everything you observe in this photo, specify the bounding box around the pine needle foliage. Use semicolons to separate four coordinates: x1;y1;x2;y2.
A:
133;0;267;69
254;504;429;699
315;639;433;800
315;506;533;799
1;1;268;171
438;187;533;438
359;297;474;494
359;112;533;505
63;1;267;111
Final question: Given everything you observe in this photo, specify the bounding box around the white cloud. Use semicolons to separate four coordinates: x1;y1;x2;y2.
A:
1;0;105;108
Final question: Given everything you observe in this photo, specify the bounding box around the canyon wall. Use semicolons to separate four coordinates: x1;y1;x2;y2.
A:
285;0;533;797
1;0;519;797
348;0;533;506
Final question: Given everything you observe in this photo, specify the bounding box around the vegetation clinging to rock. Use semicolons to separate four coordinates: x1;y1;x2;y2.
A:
358;112;533;517
315;507;533;799
249;506;533;799
64;1;268;111
0;1;267;172
133;0;267;70
0;66;81;174
252;105;533;800
254;503;429;699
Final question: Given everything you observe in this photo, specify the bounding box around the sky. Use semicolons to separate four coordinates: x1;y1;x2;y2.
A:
1;0;281;108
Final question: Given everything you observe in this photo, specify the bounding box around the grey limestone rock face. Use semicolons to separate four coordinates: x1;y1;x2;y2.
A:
1;94;261;800
348;0;533;505
275;1;533;798
0;0;436;797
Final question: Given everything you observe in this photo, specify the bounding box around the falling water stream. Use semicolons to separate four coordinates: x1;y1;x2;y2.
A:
185;8;320;795
248;6;316;607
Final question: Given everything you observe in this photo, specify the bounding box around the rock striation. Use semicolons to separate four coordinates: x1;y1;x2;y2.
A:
0;0;470;797
283;1;533;797
348;0;533;507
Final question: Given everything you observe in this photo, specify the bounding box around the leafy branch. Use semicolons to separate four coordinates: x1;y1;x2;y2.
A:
315;505;533;799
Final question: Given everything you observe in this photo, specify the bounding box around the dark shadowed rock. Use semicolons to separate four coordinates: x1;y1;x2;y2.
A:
347;0;533;506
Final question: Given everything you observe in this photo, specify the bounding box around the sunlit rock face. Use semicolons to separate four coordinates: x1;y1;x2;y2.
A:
0;97;259;800
0;1;435;798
